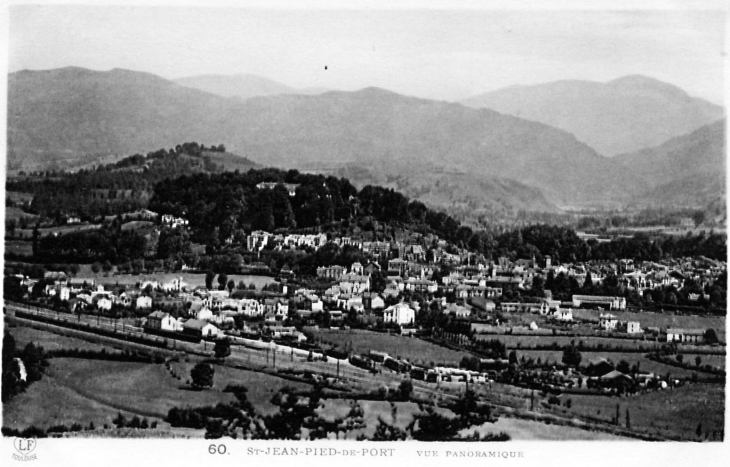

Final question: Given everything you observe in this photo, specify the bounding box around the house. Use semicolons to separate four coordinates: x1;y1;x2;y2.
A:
383;303;415;325
146;311;179;332
196;307;214;321
161;277;186;292
364;293;385;310
161;214;189;228
246;230;270;252
96;297;113;311
339;273;370;295
599;313;618;330
317;265;346;281
388;258;408;277
622;321;642;334
599;370;634;391
572;295;626;310
445;303;472;319
182;319;218;338
553;309;573;322
666;328;705;344
240;298;264;316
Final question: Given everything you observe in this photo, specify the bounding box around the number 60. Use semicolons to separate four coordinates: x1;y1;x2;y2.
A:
209;444;227;454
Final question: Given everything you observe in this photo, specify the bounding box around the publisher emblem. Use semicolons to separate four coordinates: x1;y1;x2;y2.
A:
13;438;37;456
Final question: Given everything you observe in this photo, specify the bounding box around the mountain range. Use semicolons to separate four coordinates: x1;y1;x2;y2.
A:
461;75;723;157
6;67;725;216
174;74;328;99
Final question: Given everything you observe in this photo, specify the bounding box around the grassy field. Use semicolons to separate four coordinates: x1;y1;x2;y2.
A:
484;416;629;440
559;383;725;441
2;375;141;431
75;271;276;290
4;206;38;221
168;360;310;415
16;224;102;238
477;334;663;351
515;349;703;378
680;353;725;369
571;308;726;340
4;240;34;256
313;330;470;367
7;323;121;353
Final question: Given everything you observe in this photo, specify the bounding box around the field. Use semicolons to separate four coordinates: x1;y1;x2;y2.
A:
8;323;121;353
515;350;704;378
558;383;725;441
313;329;470;367
484;416;628;440
4;240;34;256
4;206;38;221
571;308;726;339
16;224;102;238
2;354;313;432
121;220;155;231
477;334;663;351
168;360;311;415
75;271;277;290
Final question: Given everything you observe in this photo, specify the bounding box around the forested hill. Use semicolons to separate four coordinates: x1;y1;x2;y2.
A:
11;160;727;267
6;143;258;220
148;168;463;248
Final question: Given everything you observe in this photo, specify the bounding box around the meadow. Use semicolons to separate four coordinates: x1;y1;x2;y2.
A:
312;329;471;367
558;383;725;441
75;271;277;290
514;349;704;378
571;308;725;340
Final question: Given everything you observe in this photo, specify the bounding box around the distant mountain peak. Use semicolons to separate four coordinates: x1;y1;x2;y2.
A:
461;75;724;156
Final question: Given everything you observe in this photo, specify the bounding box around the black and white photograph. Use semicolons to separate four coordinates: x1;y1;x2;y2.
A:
0;0;727;462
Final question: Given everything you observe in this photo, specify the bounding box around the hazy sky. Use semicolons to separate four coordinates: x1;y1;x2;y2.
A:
7;4;727;104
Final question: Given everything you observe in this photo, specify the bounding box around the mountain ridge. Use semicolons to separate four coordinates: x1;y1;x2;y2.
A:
461;75;723;156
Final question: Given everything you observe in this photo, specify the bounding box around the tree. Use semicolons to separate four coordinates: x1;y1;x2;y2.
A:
102;260;113;275
616;360;631;374
227;280;235;293
397;380;413;401
205;271;216;290
91;261;102;274
695;356;702;367
508;350;518;365
214;339;231;360
704;329;719;345
217;273;228;291
190;362;215;389
562;344;582;367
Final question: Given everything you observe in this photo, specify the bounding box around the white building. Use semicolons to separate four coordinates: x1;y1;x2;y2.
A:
383;303;416;325
136;296;153;309
599;313;618;330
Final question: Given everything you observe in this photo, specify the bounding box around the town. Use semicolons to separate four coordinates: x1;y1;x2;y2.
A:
4;183;726;441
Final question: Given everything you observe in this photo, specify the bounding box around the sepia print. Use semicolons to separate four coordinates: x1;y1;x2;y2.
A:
1;1;726;455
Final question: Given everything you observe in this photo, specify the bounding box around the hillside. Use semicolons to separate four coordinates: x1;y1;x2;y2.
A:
461;75;723;156
9;67;642;210
174;73;328;99
614;119;725;208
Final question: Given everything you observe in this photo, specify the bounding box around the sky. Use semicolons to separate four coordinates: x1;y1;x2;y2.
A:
6;3;727;104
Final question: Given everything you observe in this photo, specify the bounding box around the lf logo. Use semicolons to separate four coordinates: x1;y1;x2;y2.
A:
12;438;38;461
